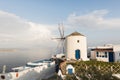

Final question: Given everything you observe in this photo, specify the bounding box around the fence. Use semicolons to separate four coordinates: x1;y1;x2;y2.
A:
68;61;120;74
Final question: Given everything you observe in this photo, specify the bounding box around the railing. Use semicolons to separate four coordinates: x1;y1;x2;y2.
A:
74;61;120;74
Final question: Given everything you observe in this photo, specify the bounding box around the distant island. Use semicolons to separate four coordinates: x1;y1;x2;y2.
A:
0;48;17;52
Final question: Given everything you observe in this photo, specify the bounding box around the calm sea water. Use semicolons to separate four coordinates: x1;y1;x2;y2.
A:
0;48;52;73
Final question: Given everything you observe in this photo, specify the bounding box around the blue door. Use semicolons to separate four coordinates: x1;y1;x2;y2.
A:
75;49;80;60
68;68;73;74
109;52;114;62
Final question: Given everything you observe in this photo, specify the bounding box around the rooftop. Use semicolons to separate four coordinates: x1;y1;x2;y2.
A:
67;31;84;37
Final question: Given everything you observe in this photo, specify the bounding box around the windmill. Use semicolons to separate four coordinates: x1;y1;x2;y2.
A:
52;23;65;54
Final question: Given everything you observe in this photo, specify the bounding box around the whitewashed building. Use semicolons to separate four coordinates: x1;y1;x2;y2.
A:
66;64;75;74
65;32;88;61
90;44;120;62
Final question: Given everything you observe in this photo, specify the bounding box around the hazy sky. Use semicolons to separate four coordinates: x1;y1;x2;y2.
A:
0;0;120;48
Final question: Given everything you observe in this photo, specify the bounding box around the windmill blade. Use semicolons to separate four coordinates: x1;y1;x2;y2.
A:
53;38;65;54
56;40;63;54
56;41;63;54
58;24;63;38
52;23;65;54
58;23;65;38
61;39;65;53
61;23;64;38
51;37;62;40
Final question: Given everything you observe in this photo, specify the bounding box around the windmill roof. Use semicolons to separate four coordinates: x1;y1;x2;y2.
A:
67;32;84;37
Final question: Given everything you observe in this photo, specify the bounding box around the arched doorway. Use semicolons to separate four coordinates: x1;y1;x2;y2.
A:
68;68;73;74
66;64;75;74
75;49;80;60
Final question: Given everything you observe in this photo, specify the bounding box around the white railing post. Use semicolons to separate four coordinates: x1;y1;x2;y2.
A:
98;66;100;70
111;66;113;72
2;65;6;74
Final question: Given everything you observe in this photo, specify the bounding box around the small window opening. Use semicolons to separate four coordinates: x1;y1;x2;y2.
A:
105;52;107;58
96;52;99;57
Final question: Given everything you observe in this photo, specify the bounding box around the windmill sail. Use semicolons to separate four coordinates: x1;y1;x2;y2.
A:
52;23;65;54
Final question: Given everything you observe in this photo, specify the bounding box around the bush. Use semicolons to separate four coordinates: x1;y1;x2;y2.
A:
65;74;78;80
66;61;120;80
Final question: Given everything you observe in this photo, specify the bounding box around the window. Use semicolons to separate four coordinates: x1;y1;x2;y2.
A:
102;55;104;57
96;52;99;57
77;40;79;43
105;52;107;58
96;52;107;58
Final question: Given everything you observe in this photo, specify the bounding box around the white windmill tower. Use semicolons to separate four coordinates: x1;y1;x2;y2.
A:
65;32;89;61
52;23;65;55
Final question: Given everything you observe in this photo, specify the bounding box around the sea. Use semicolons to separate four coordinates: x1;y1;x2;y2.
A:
0;48;53;80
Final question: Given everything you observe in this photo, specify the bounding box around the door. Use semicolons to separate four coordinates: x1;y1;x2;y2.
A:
75;49;80;60
109;52;114;62
68;68;73;74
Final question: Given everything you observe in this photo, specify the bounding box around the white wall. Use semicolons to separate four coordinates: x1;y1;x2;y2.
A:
96;52;109;62
65;35;88;61
90;51;96;59
96;57;109;62
112;45;120;62
113;45;120;52
91;51;109;62
114;51;120;62
90;44;120;62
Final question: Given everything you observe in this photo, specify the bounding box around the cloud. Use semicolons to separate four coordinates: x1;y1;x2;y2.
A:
0;10;56;48
67;9;120;47
0;10;59;63
0;11;29;34
67;9;120;29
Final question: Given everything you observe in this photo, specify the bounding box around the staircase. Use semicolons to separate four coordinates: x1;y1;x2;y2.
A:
60;61;66;75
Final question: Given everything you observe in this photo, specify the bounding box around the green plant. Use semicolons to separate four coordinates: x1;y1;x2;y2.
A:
66;61;120;80
65;74;78;80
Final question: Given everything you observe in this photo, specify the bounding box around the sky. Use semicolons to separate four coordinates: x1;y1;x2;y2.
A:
0;0;120;62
